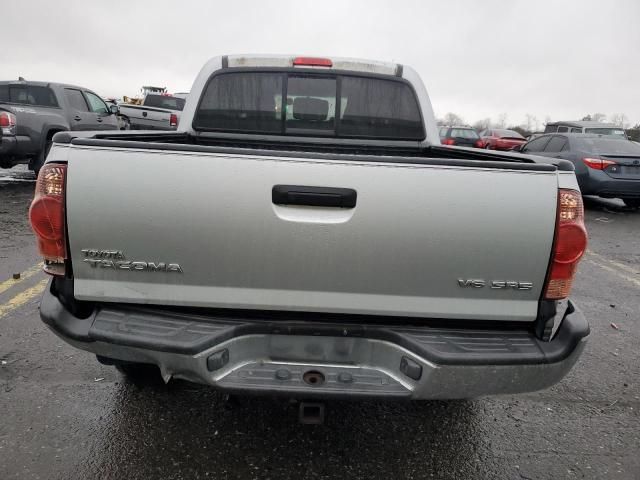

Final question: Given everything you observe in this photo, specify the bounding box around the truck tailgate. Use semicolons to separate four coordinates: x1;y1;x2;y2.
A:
66;146;558;321
120;105;172;128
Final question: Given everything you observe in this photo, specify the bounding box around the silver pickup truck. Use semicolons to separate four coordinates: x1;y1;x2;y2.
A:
30;55;589;403
117;94;184;130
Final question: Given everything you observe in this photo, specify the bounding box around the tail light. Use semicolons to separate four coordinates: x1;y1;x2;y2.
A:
29;164;67;275
0;111;17;135
544;189;587;300
474;139;485;148
583;157;616;170
442;138;456;145
170;113;178;127
293;57;333;67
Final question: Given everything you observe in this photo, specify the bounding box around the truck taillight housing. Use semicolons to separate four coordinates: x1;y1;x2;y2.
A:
544;189;587;300
29;163;67;275
170;113;178;127
0;111;17;135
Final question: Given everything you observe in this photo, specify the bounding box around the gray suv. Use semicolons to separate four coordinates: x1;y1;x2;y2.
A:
544;121;627;138
0;80;120;174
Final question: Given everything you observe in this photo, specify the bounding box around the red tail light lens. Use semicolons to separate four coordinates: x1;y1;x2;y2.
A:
293;57;333;67
0;111;17;134
0;111;16;127
583;157;616;170
442;138;456;145
170;113;178;127
29;164;67;275
474;139;485;148
544;190;587;300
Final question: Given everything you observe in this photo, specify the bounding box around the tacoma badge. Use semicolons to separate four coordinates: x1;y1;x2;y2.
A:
81;249;183;273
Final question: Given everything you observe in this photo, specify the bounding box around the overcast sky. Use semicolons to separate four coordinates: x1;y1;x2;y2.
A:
2;0;639;128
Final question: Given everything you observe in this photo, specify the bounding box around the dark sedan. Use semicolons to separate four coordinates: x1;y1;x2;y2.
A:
521;133;640;207
439;126;484;148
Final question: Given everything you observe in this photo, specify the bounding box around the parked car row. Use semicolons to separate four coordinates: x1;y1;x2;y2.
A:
520;133;640;207
0;80;120;174
0;78;188;174
438;122;639;206
438;126;527;150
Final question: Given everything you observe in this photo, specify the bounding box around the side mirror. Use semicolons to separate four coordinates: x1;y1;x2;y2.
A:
109;104;119;115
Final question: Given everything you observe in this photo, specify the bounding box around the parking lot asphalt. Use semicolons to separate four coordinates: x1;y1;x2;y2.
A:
0;164;638;480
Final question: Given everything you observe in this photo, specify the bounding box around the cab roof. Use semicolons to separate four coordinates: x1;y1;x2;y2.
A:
0;79;87;90
224;54;402;77
547;120;620;128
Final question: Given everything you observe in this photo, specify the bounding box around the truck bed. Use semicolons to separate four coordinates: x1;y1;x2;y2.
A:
54;129;573;170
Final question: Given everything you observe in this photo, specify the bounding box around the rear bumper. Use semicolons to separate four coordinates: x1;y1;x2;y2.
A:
0;135;32;163
128;123;177;131
0;135;18;156
578;172;640;198
491;143;525;151
40;281;589;399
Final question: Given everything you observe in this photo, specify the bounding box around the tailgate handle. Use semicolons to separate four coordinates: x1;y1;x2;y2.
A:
272;185;357;208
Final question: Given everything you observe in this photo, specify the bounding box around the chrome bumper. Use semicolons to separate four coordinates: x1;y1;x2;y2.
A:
41;281;589;400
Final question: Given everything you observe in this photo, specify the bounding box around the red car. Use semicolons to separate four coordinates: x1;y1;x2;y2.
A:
480;129;527;151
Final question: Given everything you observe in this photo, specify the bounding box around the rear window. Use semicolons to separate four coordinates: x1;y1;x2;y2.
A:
450;128;479;139
578;138;640;155
193;71;424;140
286;76;336;135
194;73;283;133
495;129;524;139
144;94;185;111
522;136;551;153
584;127;626;137
0;84;59;107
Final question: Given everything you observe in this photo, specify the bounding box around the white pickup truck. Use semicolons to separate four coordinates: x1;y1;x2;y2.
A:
31;55;589;408
117;93;184;130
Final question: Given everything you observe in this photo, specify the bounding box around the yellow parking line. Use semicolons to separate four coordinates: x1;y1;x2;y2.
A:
0;263;43;295
586;258;640;289
586;250;639;276
0;278;49;319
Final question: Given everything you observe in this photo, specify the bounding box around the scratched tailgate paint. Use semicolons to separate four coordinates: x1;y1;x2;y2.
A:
65;146;557;321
